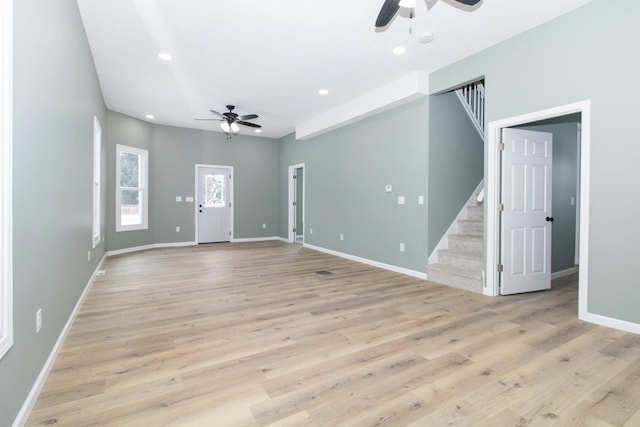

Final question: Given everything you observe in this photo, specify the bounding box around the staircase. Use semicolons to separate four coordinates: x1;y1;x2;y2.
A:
427;202;484;293
427;79;485;293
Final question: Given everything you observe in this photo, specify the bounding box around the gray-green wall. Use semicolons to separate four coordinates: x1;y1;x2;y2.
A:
1;0;107;424
430;0;640;323
428;91;484;254
106;116;279;252
278;99;429;273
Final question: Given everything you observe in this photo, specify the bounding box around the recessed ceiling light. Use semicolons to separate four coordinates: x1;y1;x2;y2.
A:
255;129;262;133
318;89;329;95
393;46;407;55
158;52;172;61
145;114;155;119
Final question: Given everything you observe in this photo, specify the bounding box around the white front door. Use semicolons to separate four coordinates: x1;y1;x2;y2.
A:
197;166;231;243
500;128;553;295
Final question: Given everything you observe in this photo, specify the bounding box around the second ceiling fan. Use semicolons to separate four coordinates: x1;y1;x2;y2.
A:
375;0;482;28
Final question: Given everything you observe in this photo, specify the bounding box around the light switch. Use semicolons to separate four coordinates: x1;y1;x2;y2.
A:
175;196;183;202
385;185;393;193
185;196;194;202
418;196;424;205
398;196;405;205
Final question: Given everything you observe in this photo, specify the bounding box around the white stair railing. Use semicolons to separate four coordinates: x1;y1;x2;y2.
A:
455;81;485;139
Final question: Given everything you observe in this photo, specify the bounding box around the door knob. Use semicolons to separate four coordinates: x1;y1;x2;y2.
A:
546;216;554;222
199;209;202;213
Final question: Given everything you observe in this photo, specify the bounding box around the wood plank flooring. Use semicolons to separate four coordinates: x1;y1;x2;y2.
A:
26;241;640;426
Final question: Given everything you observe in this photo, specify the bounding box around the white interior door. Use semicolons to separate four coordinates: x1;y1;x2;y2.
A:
500;128;553;295
197;166;231;243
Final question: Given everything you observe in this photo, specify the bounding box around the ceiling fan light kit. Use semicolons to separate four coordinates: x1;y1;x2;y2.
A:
195;104;261;142
375;0;482;29
398;0;416;8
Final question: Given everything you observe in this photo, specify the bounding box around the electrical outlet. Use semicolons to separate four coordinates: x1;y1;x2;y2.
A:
175;226;180;232
340;233;344;241
87;250;91;262
418;195;424;205
262;223;266;229
36;309;42;333
385;184;392;193
398;196;405;205
400;243;405;252
310;228;313;235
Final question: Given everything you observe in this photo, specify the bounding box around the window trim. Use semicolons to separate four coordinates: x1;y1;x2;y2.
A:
115;144;149;232
0;0;13;360
92;116;101;247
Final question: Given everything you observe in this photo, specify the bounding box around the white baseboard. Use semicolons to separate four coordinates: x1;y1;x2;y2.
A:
231;236;280;243
581;311;640;336
106;241;196;257
304;243;427;280
551;267;578;280
12;254;107;427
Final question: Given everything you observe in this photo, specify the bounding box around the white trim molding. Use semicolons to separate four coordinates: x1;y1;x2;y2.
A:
194;164;234;244
12;255;107;427
305;243;427;280
106;241;197;257
0;0;13;360
482;101;638;334
288;163;305;243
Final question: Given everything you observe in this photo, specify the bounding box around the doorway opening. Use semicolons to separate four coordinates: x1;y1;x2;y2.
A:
485;101;590;321
195;164;234;244
288;163;305;244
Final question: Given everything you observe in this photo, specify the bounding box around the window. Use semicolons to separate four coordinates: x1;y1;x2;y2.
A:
0;0;13;359
116;144;148;232
203;173;227;207
92;116;101;247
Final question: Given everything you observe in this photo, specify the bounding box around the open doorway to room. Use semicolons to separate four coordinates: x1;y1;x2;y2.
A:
288;163;305;244
485;101;591;320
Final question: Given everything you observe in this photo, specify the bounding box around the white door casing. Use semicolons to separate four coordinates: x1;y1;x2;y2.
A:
196;165;232;243
288;163;305;243
500;128;553;295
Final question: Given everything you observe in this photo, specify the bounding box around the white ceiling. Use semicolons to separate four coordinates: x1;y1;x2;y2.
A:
76;0;595;139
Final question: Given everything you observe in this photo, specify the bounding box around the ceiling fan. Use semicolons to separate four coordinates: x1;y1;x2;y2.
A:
196;105;261;134
375;0;482;28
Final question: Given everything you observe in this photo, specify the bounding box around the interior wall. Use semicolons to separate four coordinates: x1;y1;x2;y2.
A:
153;124;279;242
0;0;107;424
106;111;155;251
278;98;429;274
428;91;484;255
430;0;640;324
106;118;280;252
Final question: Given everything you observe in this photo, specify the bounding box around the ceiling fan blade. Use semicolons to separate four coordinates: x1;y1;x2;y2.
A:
237;121;261;129
240;114;258;121
452;0;482;5
209;109;224;118
375;0;400;28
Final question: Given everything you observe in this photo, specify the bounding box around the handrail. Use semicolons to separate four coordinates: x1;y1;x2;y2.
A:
455;81;485;139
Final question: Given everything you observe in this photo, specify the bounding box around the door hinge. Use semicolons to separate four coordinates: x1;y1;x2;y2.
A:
292;201;297;206
229;202;231;207
497;264;504;273
229;230;231;236
498;203;504;212
498;142;505;151
229;174;232;179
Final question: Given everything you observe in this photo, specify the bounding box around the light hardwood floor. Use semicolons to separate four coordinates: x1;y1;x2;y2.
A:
27;241;640;426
